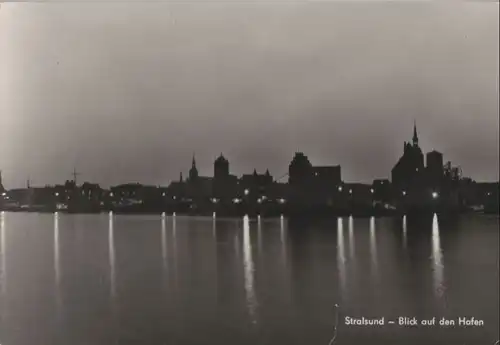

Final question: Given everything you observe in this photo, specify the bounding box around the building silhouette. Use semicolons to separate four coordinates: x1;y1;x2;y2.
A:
426;150;444;188
214;153;229;179
372;179;391;203
0;170;4;194
189;154;199;182
289;152;313;186
391;121;425;194
240;169;273;200
288;152;344;211
213;153;238;202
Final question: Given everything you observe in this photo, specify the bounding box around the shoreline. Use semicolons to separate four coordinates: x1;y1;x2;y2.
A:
0;208;497;218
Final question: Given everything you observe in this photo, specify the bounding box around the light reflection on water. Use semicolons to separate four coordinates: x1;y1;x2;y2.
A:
161;216;168;283
337;217;346;295
0;212;6;298
0;213;497;345
348;215;355;261
242;215;257;324
54;212;61;314
369;216;379;281
108;213;116;301
432;213;445;301
402;215;408;249
280;215;287;269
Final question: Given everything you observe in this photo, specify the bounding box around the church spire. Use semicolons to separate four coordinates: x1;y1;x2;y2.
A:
412;120;419;146
189;152;198;181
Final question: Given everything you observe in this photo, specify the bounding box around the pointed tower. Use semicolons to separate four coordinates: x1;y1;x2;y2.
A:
189;153;198;181
0;170;4;193
412;120;419;147
180;172;184;183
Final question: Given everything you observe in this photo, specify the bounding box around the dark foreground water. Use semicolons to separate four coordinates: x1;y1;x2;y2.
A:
0;212;498;345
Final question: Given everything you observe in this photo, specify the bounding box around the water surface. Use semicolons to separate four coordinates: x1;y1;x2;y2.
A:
0;212;498;345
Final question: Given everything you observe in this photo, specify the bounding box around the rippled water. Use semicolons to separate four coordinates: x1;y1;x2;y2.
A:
0;212;498;345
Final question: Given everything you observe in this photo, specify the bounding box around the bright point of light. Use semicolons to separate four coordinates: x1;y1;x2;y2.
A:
55;192;59;196
162;193;166;197
233;198;241;204
173;196;177;200
110;192;114;197
432;192;439;199
1;192;6;196
244;189;250;196
262;196;267;200
173;212;176;217
257;198;262;204
370;189;374;193
349;189;352;194
338;186;343;192
213;212;216;218
402;191;406;196
280;214;284;219
279;198;286;204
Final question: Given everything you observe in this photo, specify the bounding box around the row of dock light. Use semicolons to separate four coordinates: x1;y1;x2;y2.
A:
36;186;441;201
401;190;439;199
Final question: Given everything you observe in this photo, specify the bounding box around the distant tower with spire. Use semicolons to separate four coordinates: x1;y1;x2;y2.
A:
189;153;199;181
412;120;419;147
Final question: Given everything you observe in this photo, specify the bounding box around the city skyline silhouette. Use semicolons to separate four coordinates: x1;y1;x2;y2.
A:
0;120;499;189
0;2;498;187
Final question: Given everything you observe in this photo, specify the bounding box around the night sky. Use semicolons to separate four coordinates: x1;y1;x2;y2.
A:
0;2;498;188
